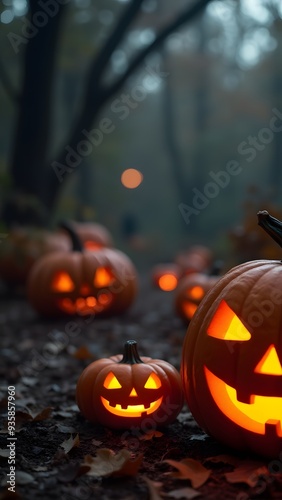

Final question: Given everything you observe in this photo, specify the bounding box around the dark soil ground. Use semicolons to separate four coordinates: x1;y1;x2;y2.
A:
0;274;282;500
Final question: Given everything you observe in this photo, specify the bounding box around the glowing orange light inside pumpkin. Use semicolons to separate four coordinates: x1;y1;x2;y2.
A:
94;267;114;287
204;366;282;436
80;284;91;295
84;240;103;250
144;372;162;388
121;168;143;189
207;300;251;341
86;296;97;308
254;344;282;375
183;302;198;319
103;372;122;389
188;286;205;300
52;272;75;292
98;292;112;305
101;370;163;417
158;274;178;291
129;388;138;397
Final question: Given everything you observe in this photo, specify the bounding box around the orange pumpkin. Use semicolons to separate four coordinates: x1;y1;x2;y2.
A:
76;340;184;429
27;223;137;317
175;273;220;322
181;211;282;458
0;227;69;285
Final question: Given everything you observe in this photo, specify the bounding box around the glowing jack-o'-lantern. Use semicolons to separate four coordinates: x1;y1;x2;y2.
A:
151;263;181;291
70;221;113;250
27;223;137;317
175;273;220;322
181;211;282;458
76;340;184;429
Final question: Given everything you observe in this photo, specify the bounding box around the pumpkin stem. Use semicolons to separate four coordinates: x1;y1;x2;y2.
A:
59;221;83;252
257;211;282;249
119;340;144;364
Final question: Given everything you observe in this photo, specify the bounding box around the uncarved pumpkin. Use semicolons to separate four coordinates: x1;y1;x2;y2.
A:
181;211;282;458
76;340;184;429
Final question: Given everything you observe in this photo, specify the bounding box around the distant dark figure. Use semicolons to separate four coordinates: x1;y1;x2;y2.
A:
120;213;147;251
121;213;139;240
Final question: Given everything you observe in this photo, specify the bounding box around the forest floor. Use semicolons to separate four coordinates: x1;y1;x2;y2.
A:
0;273;282;500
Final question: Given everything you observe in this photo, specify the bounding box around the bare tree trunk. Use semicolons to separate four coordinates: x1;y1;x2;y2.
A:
10;0;66;202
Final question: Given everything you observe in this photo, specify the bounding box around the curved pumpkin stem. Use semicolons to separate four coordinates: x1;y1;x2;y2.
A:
257;211;282;249
119;340;144;364
59;221;83;252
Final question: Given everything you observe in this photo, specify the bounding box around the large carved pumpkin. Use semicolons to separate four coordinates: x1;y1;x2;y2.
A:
27;223;137;317
76;340;184;429
181;211;282;458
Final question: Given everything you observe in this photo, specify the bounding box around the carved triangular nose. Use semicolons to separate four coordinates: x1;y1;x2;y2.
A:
255;344;282;375
129;388;138;397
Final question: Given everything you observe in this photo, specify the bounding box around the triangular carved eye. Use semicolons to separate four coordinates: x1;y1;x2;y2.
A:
103;372;122;389
144;373;162;389
207;300;251;341
94;267;115;287
255;345;282;375
52;272;75;292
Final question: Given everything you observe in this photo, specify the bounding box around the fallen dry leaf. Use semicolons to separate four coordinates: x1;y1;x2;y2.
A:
91;439;103;446
139;430;163;441
166;487;201;499
82;448;143;478
225;462;268;487
164;457;211;488
60;434;80;454
142;476;163;500
189;434;208;441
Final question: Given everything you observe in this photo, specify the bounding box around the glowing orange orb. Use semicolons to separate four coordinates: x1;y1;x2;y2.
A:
121;169;143;189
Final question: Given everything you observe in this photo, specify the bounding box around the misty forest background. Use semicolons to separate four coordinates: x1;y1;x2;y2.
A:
1;0;282;269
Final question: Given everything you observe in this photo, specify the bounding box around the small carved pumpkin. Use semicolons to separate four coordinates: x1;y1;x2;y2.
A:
0;227;69;286
76;340;184;429
27;223;137;317
151;263;181;291
175;273;220;322
181;211;282;458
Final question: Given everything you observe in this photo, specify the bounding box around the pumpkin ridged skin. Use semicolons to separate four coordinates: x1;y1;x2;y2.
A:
181;259;282;458
76;342;184;429
27;248;138;317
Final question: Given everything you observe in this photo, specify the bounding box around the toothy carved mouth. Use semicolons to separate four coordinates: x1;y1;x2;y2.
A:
58;294;112;315
101;396;163;417
205;366;282;436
